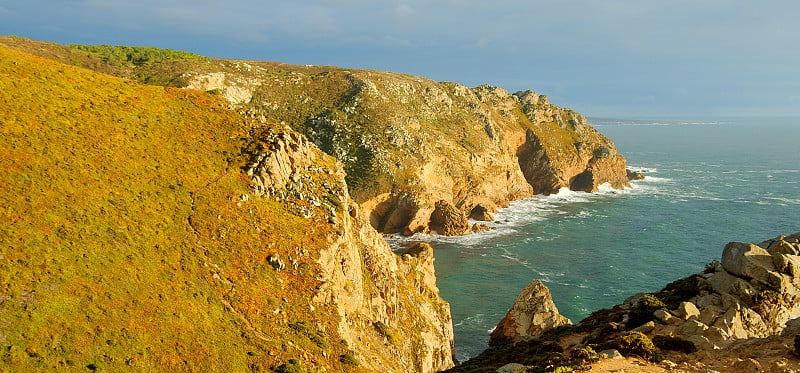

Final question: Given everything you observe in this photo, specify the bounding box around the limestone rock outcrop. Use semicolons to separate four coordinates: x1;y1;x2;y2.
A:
184;63;630;236
461;232;800;373
430;200;470;236
489;280;572;345
246;126;455;372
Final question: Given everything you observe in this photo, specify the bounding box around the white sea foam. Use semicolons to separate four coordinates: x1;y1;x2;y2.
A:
627;166;658;173
639;176;672;183
386;170;660;248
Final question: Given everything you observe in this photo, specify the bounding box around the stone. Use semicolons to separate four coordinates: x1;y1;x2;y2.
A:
773;252;800;276
769;240;799;256
713;309;748;339
704;326;730;346
469;204;495;222
496;363;526;373
695;293;722;308
598;349;623;359
685;335;715;350
677;318;709;336
781;317;800;336
721;242;784;290
489;280;571;345
267;255;286;271
654;309;677;324
676;301;701;320
632;321;655;334
429;200;470;236
622;293;646;309
660;360;678;369
732;358;763;373
471;223;492;233
699;305;723;326
626;169;645;180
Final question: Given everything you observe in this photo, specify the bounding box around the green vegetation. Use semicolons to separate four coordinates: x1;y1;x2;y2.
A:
444;338;597;373
69;44;208;67
339;352;359;366
617;332;658;361
627;294;667;328
289;321;329;350
373;321;396;344
0;45;351;372
275;359;306;373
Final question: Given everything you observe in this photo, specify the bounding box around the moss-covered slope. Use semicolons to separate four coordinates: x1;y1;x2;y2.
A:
0;46;454;372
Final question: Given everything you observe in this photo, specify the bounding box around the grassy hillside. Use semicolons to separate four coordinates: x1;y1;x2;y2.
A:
0;46;358;372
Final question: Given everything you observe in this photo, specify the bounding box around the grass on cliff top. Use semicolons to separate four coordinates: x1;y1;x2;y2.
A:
0;46;359;372
68;44;208;67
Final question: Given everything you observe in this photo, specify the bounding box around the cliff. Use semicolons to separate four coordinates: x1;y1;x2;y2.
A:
451;232;800;372
0;36;631;237
0;45;453;372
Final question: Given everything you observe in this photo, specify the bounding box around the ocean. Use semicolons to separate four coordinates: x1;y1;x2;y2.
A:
387;117;800;362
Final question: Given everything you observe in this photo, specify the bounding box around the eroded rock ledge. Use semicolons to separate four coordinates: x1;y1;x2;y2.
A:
180;65;631;237
451;232;800;372
243;124;455;372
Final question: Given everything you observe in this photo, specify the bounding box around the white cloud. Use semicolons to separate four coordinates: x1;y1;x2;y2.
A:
394;4;417;24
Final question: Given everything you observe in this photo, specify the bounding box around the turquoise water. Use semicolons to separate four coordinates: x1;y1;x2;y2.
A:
388;118;800;361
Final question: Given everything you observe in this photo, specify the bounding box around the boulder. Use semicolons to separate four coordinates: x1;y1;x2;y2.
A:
699;305;723;326
429;200;469;236
626;169;645;180
684;335;715;350
654;309;678;324
471;223;492;233
677;318;709;336
632;321;655;334
489;280;571;345
469;204;495;222
781;317;800;336
496;363;526;373
772;252;800;276
713;309;749;339
768;240;799;256
598;349;623;359
676;301;701;320
721;242;783;290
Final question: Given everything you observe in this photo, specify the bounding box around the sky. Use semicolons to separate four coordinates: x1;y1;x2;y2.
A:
2;0;800;118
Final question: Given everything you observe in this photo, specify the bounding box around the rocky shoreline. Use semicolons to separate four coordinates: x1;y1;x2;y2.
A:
451;232;800;372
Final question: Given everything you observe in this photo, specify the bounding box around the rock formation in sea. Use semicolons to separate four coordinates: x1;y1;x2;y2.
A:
450;232;800;372
488;280;572;345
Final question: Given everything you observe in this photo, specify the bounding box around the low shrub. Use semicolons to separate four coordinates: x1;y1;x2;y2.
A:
275;359;305;373
617;332;657;361
339;352;359;366
627;295;666;328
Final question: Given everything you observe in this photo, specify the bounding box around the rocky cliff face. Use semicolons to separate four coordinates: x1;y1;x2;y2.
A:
452;232;800;372
241;125;455;372
181;66;629;236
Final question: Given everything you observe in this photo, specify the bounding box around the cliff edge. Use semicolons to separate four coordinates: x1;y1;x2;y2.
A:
0;45;453;372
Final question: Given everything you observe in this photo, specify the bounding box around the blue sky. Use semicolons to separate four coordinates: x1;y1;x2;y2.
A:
3;0;800;118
